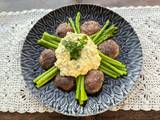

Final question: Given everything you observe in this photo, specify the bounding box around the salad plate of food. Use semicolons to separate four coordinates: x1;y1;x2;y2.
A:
21;4;143;116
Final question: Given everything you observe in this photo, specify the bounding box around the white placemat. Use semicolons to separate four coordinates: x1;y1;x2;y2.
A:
0;6;160;113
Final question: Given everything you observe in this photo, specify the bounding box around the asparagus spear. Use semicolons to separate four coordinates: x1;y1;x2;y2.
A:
76;76;81;99
96;25;118;45
68;17;77;33
75;12;81;34
76;75;88;105
93;20;110;42
33;66;55;83
37;39;58;49
99;64;120;77
101;60;126;75
79;76;88;105
90;33;97;39
33;66;58;88
42;32;61;42
98;51;126;68
99;67;117;78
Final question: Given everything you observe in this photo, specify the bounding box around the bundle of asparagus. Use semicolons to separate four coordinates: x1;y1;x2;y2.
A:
33;12;127;105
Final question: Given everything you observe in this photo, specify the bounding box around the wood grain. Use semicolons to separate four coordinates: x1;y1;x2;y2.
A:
1;110;160;120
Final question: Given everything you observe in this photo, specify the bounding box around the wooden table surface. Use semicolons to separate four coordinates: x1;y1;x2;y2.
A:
1;0;160;120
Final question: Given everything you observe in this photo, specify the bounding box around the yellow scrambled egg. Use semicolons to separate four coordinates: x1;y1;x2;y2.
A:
55;32;101;77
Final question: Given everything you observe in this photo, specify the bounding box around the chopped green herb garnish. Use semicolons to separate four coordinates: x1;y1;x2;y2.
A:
62;36;87;60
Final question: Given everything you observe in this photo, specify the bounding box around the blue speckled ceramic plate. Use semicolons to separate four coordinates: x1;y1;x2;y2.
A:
21;4;143;116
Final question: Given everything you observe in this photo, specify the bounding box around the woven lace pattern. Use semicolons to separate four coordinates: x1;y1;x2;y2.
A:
0;6;160;113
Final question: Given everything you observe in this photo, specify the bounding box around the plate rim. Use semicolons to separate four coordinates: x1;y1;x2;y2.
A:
21;4;143;116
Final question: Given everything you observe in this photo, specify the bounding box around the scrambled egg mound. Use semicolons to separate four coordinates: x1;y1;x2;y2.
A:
55;32;101;77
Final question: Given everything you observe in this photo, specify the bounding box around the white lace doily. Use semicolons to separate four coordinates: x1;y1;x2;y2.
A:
0;6;160;113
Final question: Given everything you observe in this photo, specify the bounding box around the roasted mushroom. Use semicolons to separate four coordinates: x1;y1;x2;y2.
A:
85;69;104;94
81;21;101;35
53;73;75;91
56;22;73;38
98;39;120;59
39;49;56;70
